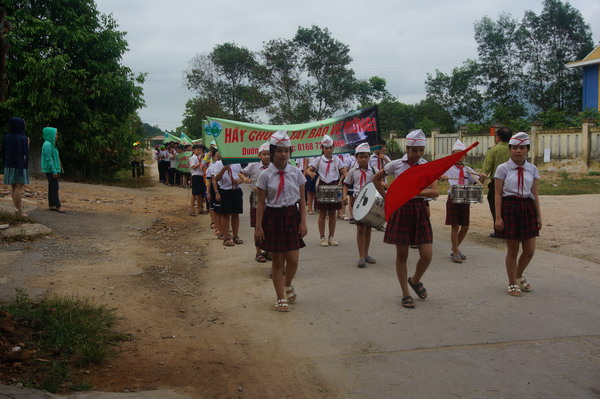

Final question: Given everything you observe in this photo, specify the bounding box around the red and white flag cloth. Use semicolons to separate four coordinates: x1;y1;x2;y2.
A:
384;141;479;221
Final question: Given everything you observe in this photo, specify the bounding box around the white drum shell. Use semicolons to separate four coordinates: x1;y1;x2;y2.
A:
352;182;385;228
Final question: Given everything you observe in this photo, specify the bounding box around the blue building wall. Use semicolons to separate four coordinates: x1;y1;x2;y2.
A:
583;64;599;110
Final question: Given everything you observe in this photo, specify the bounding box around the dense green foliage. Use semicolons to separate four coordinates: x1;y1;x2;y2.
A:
425;0;594;130
0;0;145;178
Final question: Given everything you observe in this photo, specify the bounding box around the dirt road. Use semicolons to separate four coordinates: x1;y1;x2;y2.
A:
1;165;599;398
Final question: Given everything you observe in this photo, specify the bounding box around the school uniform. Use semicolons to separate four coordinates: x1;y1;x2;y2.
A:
242;161;269;227
494;159;540;240
256;164;306;252
213;161;243;214
309;155;344;210
444;164;477;226
370;154;390;171
189;154;206;196
344;165;376;225
206;162;218;212
383;155;433;246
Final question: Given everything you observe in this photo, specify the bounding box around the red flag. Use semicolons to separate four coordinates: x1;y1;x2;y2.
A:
384;141;479;221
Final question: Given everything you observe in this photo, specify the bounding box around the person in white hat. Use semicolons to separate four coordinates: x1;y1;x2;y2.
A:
255;131;307;312
372;129;439;309
493;132;541;297
307;134;347;247
439;139;483;263
239;141;272;263
343;143;379;268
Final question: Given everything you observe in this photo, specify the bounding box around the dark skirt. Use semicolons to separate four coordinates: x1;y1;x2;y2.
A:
191;175;206;196
259;205;306;253
249;192;257;227
495;196;539;240
306;175;317;193
384;198;433;246
217;188;243;214
315;180;342;210
445;197;470;226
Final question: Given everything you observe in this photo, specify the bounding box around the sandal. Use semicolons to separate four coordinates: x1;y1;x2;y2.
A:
233;236;243;244
275;299;289;312
408;277;428;299
507;284;522;297
401;296;415;309
189;212;197;216
285;286;297;303
262;252;272;261
459;250;467;260
451;253;463;263
255;253;268;263
223;238;235;246
210;222;216;229
516;277;532;292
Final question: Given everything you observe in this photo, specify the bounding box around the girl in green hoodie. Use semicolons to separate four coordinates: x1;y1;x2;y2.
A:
41;126;65;213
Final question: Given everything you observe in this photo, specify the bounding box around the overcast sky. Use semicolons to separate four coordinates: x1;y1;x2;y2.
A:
95;0;600;131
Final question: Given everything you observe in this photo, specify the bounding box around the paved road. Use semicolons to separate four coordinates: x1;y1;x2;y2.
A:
2;185;599;398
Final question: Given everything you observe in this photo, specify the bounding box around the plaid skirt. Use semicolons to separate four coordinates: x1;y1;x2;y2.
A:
250;192;257;227
315;181;342;210
445;197;470;226
259;205;306;253
495;196;539;240
384;198;433;246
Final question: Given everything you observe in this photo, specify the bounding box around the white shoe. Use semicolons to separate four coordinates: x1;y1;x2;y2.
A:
320;237;329;247
328;236;338;246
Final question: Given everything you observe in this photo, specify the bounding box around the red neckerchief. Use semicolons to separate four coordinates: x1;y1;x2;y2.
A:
456;163;465;185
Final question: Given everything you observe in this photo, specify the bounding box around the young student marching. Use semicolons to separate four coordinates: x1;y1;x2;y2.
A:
372;129;439;309
189;144;207;216
214;155;245;246
494;132;541;297
206;147;221;236
254;131;307;312
239;141;271;263
307;135;347;247
343;143;378;268
439;139;483;263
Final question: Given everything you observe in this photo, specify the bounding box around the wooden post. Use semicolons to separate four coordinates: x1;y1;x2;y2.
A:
529;121;542;165
581;119;594;169
431;128;439;160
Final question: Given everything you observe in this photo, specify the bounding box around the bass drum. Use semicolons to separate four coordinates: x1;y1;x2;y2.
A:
352;182;385;228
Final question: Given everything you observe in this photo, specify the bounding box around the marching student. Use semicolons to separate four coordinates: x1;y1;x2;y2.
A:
343;143;377;268
439;139;483;263
206;147;221;235
372;130;439;309
214;155;244;247
307;135;346;247
494;132;541;297
370;138;391;172
239;141;271;263
189;144;207;216
254;131;307;312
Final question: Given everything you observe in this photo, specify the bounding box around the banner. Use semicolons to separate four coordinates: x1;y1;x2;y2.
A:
179;132;193;146
206;106;381;164
201;119;210;146
163;132;180;143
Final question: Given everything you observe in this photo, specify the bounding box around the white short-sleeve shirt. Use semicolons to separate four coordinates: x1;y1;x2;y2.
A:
444;164;476;194
189;154;204;176
309;155;344;183
213;161;242;190
257;163;305;208
495;159;540;199
344;166;376;196
370;153;390;171
242;161;269;186
383;154;427;179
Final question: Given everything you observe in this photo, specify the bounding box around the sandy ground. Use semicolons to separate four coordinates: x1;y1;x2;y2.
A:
1;164;599;398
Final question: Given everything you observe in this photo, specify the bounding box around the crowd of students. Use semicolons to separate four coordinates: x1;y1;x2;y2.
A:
154;128;541;311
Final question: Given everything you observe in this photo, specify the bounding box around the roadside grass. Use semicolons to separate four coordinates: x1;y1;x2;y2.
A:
0;289;132;393
0;210;32;225
106;169;154;188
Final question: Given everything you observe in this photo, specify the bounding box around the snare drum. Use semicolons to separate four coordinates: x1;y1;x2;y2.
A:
451;185;482;204
353;182;385;228
317;185;342;203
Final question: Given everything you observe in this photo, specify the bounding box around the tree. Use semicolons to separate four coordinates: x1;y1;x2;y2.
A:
0;0;145;179
257;38;312;124
294;25;357;120
413;98;455;133
425;60;487;123
186;43;268;122
180;97;230;138
377;99;416;137
355;76;392;107
521;0;594;113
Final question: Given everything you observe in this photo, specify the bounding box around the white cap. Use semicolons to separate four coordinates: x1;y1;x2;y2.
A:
321;134;334;147
509;132;530;146
406;129;427;147
452;139;466;152
270;131;291;147
258;141;270;153
355;143;371;154
210;140;217;147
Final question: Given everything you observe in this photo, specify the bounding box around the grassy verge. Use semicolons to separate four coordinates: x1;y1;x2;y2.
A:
0;289;132;393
